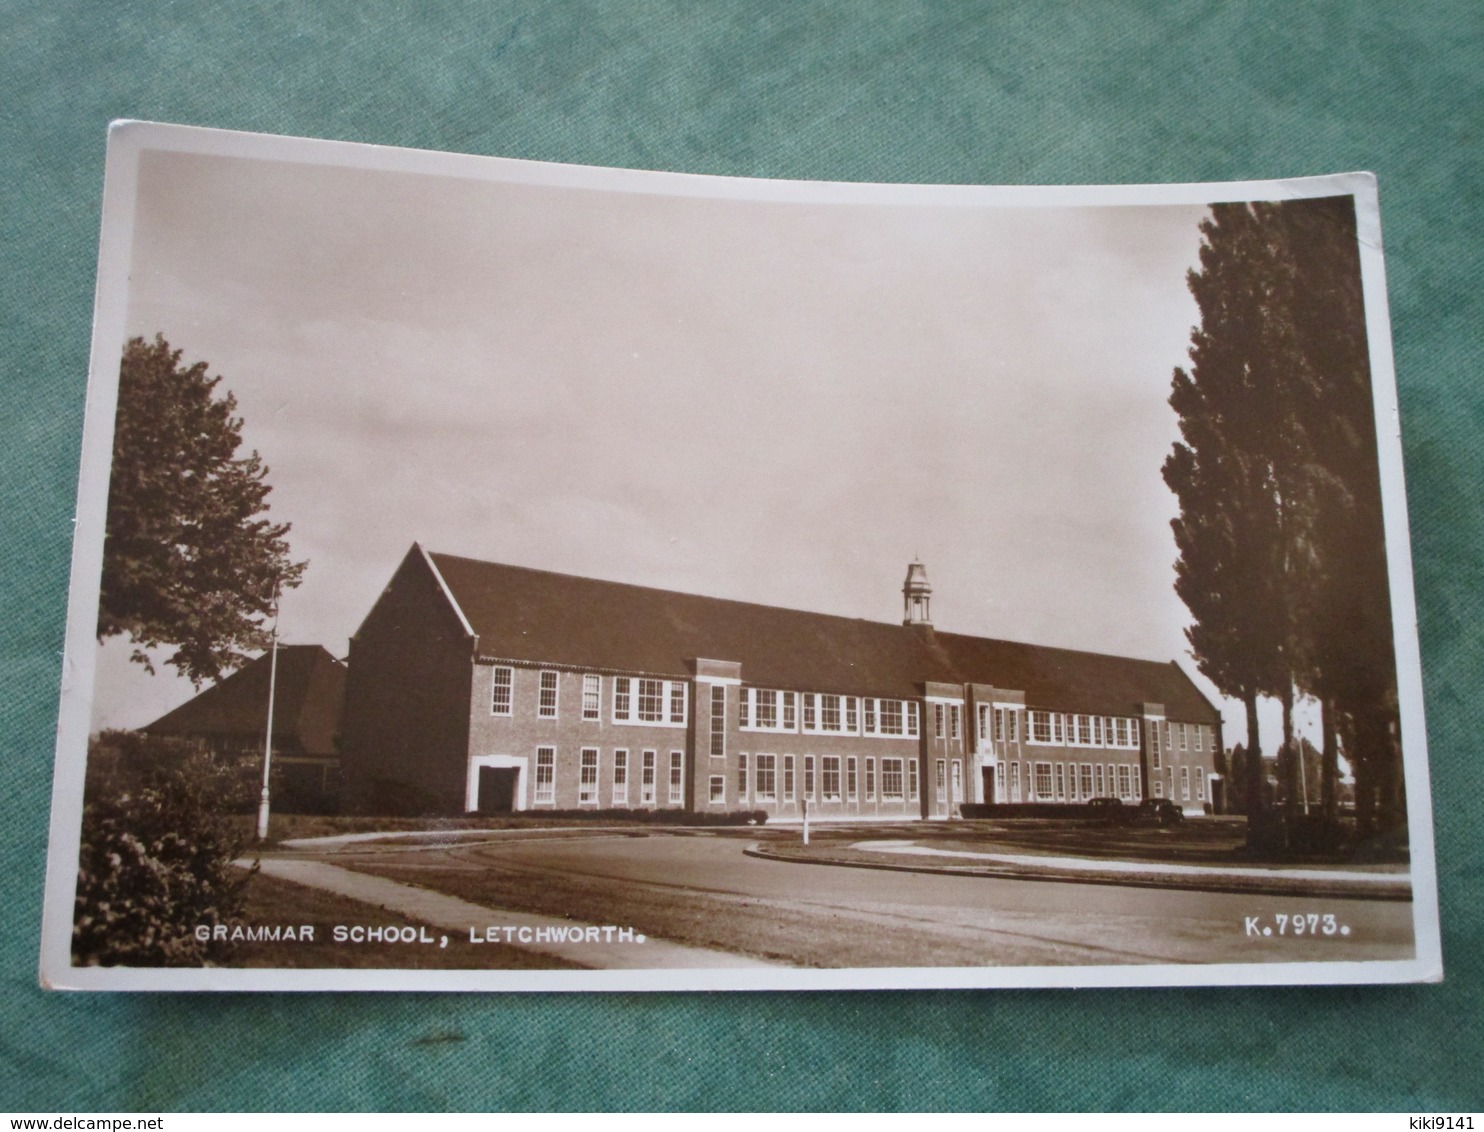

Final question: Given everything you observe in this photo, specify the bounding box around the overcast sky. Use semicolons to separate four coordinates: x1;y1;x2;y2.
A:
92;144;1302;749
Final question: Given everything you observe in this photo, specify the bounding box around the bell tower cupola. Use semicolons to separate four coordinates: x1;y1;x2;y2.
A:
902;559;933;626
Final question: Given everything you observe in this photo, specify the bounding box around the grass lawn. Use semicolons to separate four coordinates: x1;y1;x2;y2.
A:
227;869;581;970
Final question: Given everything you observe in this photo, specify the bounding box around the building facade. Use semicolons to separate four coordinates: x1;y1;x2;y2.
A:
341;545;1223;820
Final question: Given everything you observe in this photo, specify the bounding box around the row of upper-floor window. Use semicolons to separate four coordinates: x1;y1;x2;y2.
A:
489;668;688;727
739;688;921;738
488;667;1210;755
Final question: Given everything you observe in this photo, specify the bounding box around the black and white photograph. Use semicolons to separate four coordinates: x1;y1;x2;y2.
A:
40;122;1441;990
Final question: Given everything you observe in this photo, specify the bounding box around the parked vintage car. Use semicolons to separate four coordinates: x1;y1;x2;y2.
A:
1132;797;1185;827
1084;797;1128;823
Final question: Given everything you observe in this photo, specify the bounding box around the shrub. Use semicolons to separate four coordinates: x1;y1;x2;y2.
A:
73;731;258;967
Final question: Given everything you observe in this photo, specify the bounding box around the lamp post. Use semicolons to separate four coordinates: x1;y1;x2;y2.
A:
256;580;281;842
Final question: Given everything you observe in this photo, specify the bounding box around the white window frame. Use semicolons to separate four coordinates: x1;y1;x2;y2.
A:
581;674;601;721
881;757;904;801
611;676;688;728
668;750;684;805
1080;763;1093;799
641;749;657;805
1117;764;1132;800
538;670;559;719
1094;763;1105;797
864;757;876;801
490;666;513;716
534;746;555;804
737;753;749;803
1181;765;1191;801
579;747;599;805
754;753;777;802
804;755;816;800
1195;766;1205;800
1034;762;1053;800
908;758;919;801
846;756;858;802
708;775;725;804
783;754;796;802
612;749;629;806
710;685;726;757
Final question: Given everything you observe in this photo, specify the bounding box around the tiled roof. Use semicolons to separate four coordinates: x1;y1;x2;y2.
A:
145;644;346;756
425;550;1221;724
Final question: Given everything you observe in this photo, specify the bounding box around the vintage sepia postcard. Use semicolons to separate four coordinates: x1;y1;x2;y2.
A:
40;122;1441;991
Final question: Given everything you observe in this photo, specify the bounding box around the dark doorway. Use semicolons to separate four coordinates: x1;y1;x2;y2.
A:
477;766;518;814
982;767;996;805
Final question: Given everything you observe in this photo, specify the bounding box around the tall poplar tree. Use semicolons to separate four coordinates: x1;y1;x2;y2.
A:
98;335;307;686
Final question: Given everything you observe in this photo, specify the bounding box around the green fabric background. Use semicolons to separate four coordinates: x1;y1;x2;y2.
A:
3;0;1480;1112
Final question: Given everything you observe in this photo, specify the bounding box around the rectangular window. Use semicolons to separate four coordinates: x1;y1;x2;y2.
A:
865;757;876;801
846;697;858;732
936;758;946;791
994;707;1006;742
908;758;919;800
755;689;777;729
615;677;632;720
802;694;817;731
737;753;748;801
783;754;796;802
1054;762;1066;800
821;756;841;801
1030;710;1052;744
880;700;903;735
1094;764;1105;797
491;667;513;715
538;671;559;719
783;692;796;730
995;761;1005;798
1195;725;1203;752
669;751;684;805
739;687;750;728
710;685;726;757
1151;720;1162;768
950;704;962;741
1093;716;1104;745
821;694;841;732
1132;766;1141;799
864;698;877;733
846;757;858;801
1114;718;1128;746
1117;764;1132;799
1008;710;1018;743
1009;761;1021;802
952;760;963;802
907;701;920;738
1055;713;1066;744
754;754;777;802
579;747;599;805
1195;766;1205;800
1180;723;1189;751
1132;718;1141;745
535;746;555;804
641;750;656;804
582;674;601;720
1154;776;1164;798
804;756;816;800
934;703;945;740
1181;766;1191;801
612;749;629;805
1035;762;1053;800
709;775;725;804
881;758;904;800
669;684;686;724
1080;763;1093;799
637;678;664;722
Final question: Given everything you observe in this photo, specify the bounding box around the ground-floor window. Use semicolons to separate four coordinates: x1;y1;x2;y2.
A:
1195;766;1205;800
783;754;796;802
865;757;876;801
709;775;725;803
1034;762;1053;801
669;750;684;805
1009;761;1020;802
1094;763;1105;797
804;756;816;800
1054;762;1066;801
1080;763;1093;799
641;750;656;804
1132;766;1141;800
612;749;628;805
579;748;599;805
1181;766;1191;801
907;759;919;801
1117;764;1132;799
846;757;858;801
995;761;1005;799
936;759;946;795
755;754;777;801
881;758;904;800
821;756;841;801
1154;776;1164;798
737;753;748;802
535;746;555;804
952;759;962;803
